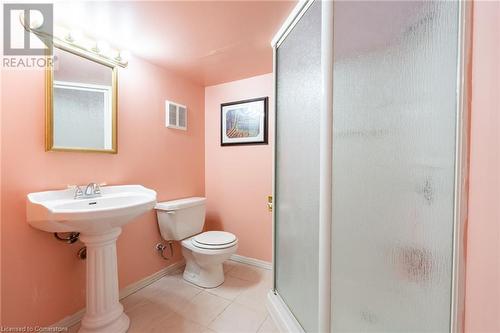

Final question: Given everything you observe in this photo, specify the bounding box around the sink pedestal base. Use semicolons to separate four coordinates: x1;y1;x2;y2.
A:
78;228;129;333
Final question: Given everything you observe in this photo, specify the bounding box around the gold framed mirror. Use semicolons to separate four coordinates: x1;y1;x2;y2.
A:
46;42;118;153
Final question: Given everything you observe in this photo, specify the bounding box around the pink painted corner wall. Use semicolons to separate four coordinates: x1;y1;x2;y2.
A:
204;74;273;262
0;65;3;327
1;55;205;326
465;1;500;332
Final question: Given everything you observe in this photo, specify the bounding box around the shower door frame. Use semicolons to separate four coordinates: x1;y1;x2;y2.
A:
450;2;472;332
268;1;471;333
268;1;332;332
267;0;322;333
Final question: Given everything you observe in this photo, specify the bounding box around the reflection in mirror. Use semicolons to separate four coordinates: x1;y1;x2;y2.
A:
47;46;117;153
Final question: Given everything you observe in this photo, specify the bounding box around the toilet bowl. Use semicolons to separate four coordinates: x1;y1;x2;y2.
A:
155;197;238;288
182;231;237;288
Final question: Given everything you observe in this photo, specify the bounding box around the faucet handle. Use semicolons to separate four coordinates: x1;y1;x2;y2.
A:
74;186;84;199
94;183;102;195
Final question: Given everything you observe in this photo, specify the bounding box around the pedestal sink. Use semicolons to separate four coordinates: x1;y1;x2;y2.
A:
27;185;157;333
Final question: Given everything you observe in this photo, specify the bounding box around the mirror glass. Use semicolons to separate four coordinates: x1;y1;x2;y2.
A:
48;47;116;153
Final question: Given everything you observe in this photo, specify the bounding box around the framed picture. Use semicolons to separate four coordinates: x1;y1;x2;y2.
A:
221;97;268;146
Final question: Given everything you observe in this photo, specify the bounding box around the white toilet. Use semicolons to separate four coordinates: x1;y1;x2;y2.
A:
155;197;238;288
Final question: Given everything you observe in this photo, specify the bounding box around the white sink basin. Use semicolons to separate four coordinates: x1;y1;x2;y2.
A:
26;184;157;333
27;185;157;233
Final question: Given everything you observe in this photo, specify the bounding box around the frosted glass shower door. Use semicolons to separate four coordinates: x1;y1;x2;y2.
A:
331;1;461;331
274;1;321;332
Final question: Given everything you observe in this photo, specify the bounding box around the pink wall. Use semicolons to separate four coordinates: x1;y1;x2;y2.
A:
54;48;112;85
1;55;205;326
0;66;3;327
204;74;273;262
465;2;500;332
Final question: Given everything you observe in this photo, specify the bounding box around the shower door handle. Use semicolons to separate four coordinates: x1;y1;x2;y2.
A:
267;195;273;212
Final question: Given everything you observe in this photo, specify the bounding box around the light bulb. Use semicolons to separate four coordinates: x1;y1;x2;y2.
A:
96;40;110;56
65;29;83;43
117;50;130;63
29;10;44;29
111;50;120;60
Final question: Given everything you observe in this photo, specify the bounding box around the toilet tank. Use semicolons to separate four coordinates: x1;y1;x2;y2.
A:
155;197;206;241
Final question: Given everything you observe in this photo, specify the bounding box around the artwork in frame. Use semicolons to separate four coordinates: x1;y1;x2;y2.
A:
220;97;269;146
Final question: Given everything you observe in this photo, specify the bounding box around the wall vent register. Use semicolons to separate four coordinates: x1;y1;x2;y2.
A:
165;100;187;130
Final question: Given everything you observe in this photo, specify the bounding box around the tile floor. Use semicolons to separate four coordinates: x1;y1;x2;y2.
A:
69;260;279;333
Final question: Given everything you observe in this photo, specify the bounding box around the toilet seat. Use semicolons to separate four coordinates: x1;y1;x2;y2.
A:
191;231;237;250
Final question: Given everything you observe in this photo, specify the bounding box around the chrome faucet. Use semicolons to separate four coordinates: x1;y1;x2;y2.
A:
73;183;102;199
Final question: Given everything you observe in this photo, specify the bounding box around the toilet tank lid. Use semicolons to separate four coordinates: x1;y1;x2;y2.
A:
155;197;206;211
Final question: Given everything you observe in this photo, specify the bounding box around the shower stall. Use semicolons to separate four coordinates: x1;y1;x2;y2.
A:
269;1;470;332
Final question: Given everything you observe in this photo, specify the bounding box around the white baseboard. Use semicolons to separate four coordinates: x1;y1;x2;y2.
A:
267;291;305;333
230;254;272;270
52;308;86;330
119;260;185;299
52;260;185;328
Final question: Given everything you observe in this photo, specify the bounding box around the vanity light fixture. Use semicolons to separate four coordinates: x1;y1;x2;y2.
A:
19;13;129;68
55;27;128;67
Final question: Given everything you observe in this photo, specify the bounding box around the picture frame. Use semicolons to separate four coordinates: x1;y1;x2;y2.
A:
220;97;269;146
